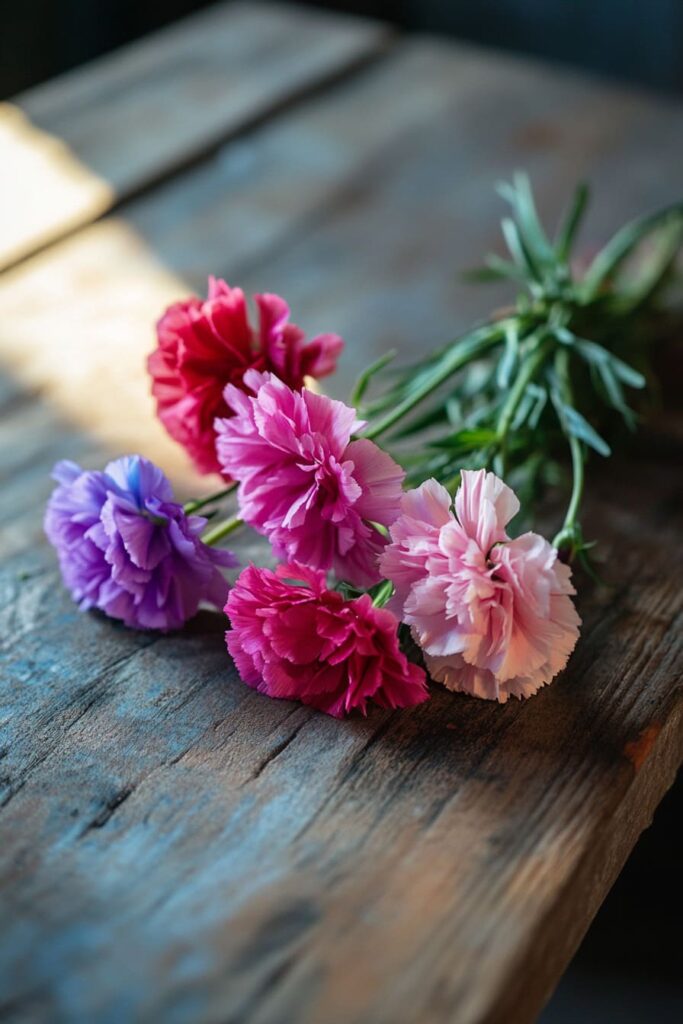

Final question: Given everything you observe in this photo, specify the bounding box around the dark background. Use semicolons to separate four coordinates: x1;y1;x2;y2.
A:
2;0;681;1020
2;0;683;98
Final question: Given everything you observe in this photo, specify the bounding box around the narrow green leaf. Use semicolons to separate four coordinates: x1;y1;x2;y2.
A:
497;321;520;388
527;385;548;430
572;336;646;389
498;172;553;262
595;361;636;428
551;391;611;456
502;217;542;281
350;349;397;406
429;427;498;452
620;219;683;311
555;182;590;262
580;202;683;300
390;401;451;439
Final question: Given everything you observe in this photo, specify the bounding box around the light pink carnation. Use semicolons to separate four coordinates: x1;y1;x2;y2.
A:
215;370;404;587
225;562;429;718
380;470;580;702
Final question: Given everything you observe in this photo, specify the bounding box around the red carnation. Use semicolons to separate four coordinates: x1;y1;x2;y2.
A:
148;278;343;475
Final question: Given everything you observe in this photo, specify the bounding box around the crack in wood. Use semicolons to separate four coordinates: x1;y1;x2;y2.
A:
251;720;308;782
293;713;399;842
0;778;25;809
79;786;134;835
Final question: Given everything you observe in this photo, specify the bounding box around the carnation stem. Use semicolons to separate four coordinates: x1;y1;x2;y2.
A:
552;348;585;553
362;324;507;441
563;433;585;531
371;579;395;608
202;515;244;546
184;483;237;515
495;336;551;470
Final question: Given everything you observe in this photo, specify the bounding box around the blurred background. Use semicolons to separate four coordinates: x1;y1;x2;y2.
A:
2;0;683;97
1;1;681;1021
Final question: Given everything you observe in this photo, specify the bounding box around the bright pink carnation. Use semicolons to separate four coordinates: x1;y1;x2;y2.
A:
380;470;581;702
215;370;404;587
225;562;429;718
148;278;343;475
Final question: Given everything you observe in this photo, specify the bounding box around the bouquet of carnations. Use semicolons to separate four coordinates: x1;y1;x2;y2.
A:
45;177;682;717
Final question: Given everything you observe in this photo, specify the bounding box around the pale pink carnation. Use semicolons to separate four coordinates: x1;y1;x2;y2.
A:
380;470;580;702
215;370;404;587
225;562;429;718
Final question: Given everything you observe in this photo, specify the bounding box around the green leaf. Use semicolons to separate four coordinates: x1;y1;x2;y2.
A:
350;349;397;406
462;255;526;284
551;391;611;456
502;217;542;281
620;219;683;311
390;401;451;439
429;427;498;452
554;182;590;262
498;173;553;263
363;323;505;441
527;385;548;430
595;360;636;427
572;337;646;389
497;321;520;388
552;325;575;346
510;383;547;431
580;202;683;300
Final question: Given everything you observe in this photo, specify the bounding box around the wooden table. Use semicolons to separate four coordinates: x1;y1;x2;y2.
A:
1;4;681;1022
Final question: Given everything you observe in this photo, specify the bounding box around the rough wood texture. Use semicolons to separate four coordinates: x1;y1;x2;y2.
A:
1;7;682;1024
0;1;388;271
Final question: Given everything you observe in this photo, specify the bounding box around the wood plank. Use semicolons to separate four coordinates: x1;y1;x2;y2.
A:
0;428;680;1024
1;30;682;1024
0;1;389;271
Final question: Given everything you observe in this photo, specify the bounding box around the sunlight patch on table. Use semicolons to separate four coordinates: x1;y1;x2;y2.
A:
0;218;208;490
0;105;115;272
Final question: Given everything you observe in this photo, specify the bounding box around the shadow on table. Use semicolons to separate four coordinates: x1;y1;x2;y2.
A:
542;774;683;1023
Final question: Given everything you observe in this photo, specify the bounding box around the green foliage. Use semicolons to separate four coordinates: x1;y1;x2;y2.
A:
357;175;683;560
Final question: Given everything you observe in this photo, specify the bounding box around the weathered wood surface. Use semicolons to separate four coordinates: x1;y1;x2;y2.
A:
1;6;682;1024
0;1;388;272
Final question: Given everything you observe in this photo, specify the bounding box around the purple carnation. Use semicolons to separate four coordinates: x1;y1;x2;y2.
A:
44;456;237;630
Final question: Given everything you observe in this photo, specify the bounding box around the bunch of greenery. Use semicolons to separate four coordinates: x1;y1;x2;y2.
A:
357;175;682;571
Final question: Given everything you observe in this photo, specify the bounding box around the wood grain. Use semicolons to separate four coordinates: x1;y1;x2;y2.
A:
0;1;389;271
1;12;682;1024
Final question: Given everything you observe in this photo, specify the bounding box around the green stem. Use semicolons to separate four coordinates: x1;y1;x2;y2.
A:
563;433;584;531
184;483;237;515
202;515;244;546
493;336;550;476
552;348;585;550
371;579;395;608
362;323;506;441
496;337;550;442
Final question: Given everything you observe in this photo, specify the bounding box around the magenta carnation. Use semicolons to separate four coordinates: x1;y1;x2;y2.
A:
45;456;236;630
225;562;429;718
380;470;581;702
148;278;343;475
215;370;404;587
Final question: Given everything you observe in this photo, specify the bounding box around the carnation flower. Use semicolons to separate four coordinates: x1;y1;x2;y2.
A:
45;456;236;630
380;470;580;702
225;562;429;718
215;370;404;587
148;278;343;475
